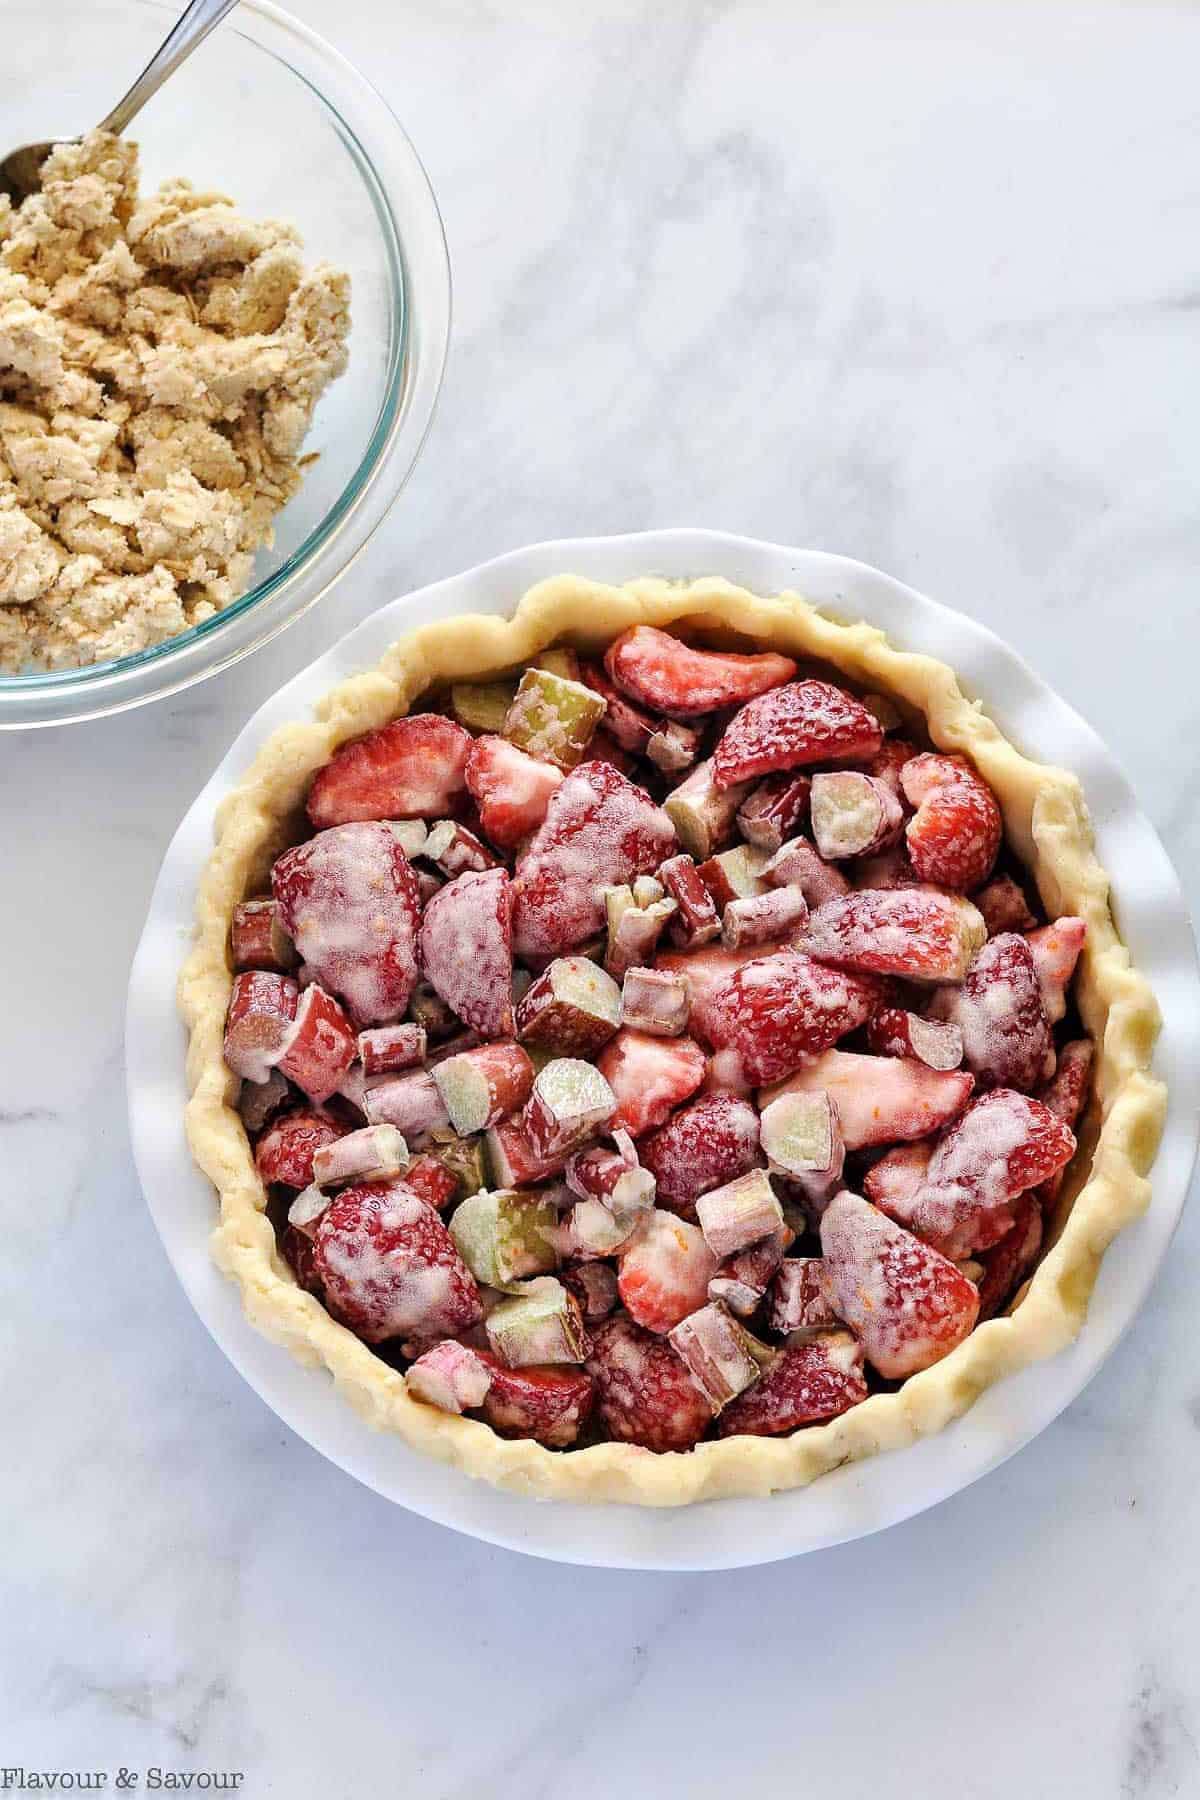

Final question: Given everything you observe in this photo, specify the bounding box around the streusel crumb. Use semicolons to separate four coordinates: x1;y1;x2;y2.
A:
0;131;350;673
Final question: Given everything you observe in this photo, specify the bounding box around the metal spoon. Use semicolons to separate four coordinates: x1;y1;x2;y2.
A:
0;0;241;205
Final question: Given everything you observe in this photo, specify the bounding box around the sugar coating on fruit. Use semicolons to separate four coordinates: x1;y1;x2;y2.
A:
0;132;350;673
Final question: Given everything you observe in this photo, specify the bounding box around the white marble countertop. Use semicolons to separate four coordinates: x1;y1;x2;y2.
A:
4;1;1200;1792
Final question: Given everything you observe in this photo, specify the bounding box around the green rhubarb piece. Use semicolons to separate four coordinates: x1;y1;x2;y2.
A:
485;1276;589;1365
503;668;607;771
533;647;583;682
451;680;519;734
449;1188;560;1290
425;1129;488;1197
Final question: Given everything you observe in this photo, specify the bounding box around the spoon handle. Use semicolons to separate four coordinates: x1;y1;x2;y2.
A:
98;0;242;137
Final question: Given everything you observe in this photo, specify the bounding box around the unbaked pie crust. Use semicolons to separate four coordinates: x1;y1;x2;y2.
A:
178;576;1166;1505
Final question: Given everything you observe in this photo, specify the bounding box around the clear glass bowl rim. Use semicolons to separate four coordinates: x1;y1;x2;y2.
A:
0;0;451;727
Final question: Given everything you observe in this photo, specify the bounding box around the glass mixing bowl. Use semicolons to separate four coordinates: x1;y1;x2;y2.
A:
0;0;450;727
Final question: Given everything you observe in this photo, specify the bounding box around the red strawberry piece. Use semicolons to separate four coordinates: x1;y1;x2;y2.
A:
655;942;776;1043
254;1108;346;1188
605;624;797;719
312;1180;482;1344
402;1154;461;1211
358;1022;426;1076
863;737;918;800
703;951;882;1086
904;1089;1077;1257
231;898;296;973
933;933;1052;1093
596;1029;706;1137
736;774;812;851
418;865;514;1038
820;1191;980;1378
560;1260;620;1322
223;970;299;1082
276;984;358;1102
281;1224;324;1294
763;835;851;906
976;1194;1043;1321
1034;1037;1093;1206
799;887;987;983
580;660;657;754
974;875;1037;938
851;844;922;891
618;1210;718;1333
476;1352;595;1447
658;853;722;948
464;734;564;851
640;1093;762;1216
717;1331;867;1436
762;1050;973;1151
587;733;637;776
867;1006;964;1070
901;752;1002;893
1026;918;1086;1023
511;760;676;960
307;714;472;829
273;821;421;1027
587;1313;714;1451
712;680;883;790
862;1139;934;1213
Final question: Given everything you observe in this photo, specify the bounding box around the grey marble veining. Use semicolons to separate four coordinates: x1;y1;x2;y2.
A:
3;1;1200;1794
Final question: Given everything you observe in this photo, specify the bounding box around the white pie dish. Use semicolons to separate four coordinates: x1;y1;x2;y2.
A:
126;529;1200;1569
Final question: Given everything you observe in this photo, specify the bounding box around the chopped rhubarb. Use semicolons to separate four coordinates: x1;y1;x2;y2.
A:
721;884;809;949
809;770;904;860
406;1339;493;1414
759;1088;844;1185
596;1029;707;1136
432;1040;535;1135
364;1069;451;1138
697;843;771;907
737;773;812;852
503;666;607;770
560;1260;620;1321
562;1197;642;1258
867;1007;964;1071
709;1227;791;1317
647;720;703;775
307;714;472;828
358;1022;426;1077
820;1191;980;1378
423;818;501;878
620;966;691;1036
605;624;797;717
231;898;296;974
658;853;722;947
663;759;749;860
485;1276;589;1366
311;1123;409;1187
515;954;622;1056
238;1066;290;1133
524;1057;617;1159
450;680;518;735
768;1257;840;1335
668;1302;772;1410
696;1168;784;1259
276;984;358;1103
602;886;677;979
448;1187;560;1289
763;834;851;906
565;1141;656;1215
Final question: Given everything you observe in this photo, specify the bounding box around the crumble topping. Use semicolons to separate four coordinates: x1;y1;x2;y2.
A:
0;131;350;673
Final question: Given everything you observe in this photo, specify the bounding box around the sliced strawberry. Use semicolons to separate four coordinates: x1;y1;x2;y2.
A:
976;1194;1043;1321
711;680;883;789
312;1180;482;1345
901;752;1002;893
223;970;299;1082
596;1029;706;1136
866;1006;964;1070
974;874;1037;938
655;942;775;1043
763;835;852;906
402;1154;461;1211
254;1108;346;1188
851;844;922;890
464;734;563;850
639;1093;762;1217
863;737;918;800
272;822;421;1027
418;866;514;1038
617;1211;719;1334
933;932;1052;1092
476;1352;595;1447
275;985;358;1103
703;950;882;1086
1026;918;1086;1023
1035;1038;1093;1206
281;1224;324;1294
761;1051;973;1151
586;1314;714;1451
820;1191;980;1378
511;760;676;959
799;888;987;983
717;1332;867;1436
605;624;796;719
903;1089;1077;1257
862;1139;933;1213
307;714;472;828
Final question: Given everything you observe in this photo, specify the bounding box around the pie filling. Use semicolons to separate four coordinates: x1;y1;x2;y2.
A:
221;625;1094;1453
